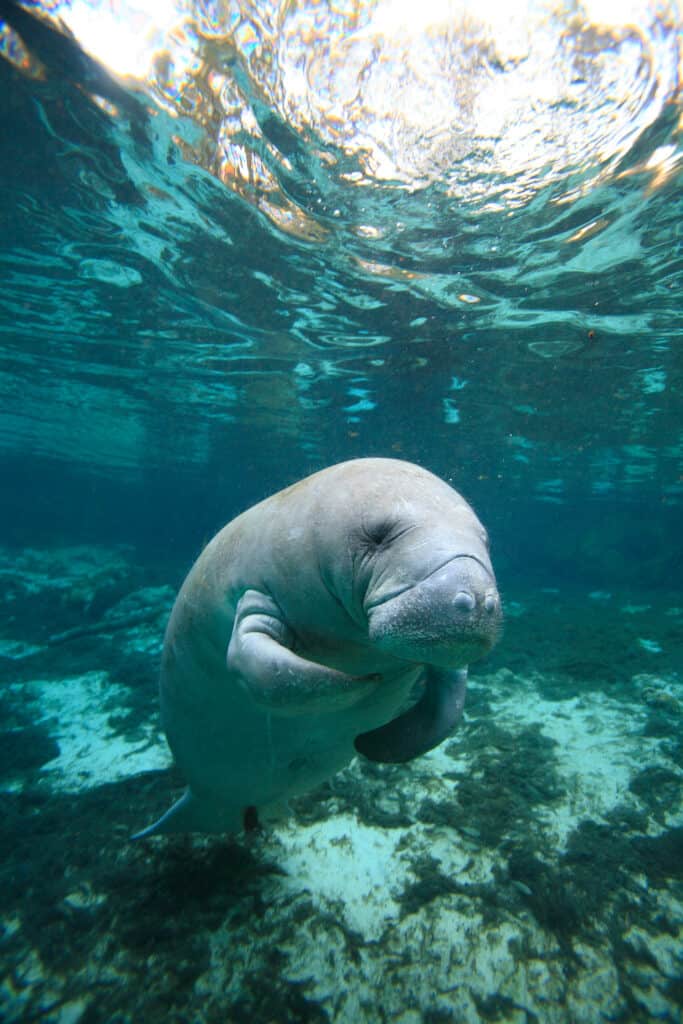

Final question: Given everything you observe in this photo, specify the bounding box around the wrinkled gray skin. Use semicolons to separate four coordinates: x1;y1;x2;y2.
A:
135;458;501;837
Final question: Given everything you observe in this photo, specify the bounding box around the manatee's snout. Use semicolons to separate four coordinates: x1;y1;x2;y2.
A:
448;555;501;622
366;554;501;668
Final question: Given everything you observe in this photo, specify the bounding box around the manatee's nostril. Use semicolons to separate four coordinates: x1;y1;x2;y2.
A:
454;590;476;612
484;593;498;614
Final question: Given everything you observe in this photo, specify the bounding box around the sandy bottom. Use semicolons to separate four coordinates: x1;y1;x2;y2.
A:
0;546;681;1023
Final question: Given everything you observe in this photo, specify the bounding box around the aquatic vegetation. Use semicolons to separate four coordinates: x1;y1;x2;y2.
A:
1;545;681;1021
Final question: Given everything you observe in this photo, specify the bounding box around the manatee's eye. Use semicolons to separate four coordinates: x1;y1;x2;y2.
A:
363;519;397;546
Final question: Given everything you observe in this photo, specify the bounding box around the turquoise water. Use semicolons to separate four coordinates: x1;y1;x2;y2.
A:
0;2;681;1022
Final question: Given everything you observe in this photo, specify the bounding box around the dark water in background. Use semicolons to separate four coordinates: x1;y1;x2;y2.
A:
1;3;683;1023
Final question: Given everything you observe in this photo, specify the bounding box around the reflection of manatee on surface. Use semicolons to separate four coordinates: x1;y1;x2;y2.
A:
135;458;501;838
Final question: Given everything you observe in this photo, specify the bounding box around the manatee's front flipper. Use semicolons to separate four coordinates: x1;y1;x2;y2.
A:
354;667;468;763
227;589;381;715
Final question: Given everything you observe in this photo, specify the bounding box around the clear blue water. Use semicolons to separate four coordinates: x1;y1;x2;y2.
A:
0;3;682;1022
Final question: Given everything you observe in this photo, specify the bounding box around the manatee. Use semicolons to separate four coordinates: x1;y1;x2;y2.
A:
135;458;501;837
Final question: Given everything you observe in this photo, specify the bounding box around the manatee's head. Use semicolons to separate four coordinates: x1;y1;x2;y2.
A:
360;500;501;670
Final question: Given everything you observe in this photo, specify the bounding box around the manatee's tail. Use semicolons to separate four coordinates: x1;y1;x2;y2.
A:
132;788;240;838
131;789;196;839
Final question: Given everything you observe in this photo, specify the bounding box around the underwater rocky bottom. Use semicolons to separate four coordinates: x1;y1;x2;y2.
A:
0;545;681;1023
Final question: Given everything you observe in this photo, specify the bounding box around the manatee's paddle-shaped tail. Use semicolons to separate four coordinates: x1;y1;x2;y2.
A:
354;667;468;764
132;788;241;838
